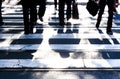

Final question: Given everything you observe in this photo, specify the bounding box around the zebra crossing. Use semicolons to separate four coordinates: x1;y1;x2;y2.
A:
0;1;120;69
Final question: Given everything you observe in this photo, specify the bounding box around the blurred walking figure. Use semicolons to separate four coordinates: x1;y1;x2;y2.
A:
21;0;37;34
0;0;4;25
96;0;114;35
37;0;46;22
58;0;72;26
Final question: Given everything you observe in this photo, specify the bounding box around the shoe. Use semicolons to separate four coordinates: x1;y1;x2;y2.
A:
67;16;71;21
66;22;71;25
58;28;64;33
113;11;118;14
24;32;29;34
55;7;57;10
39;17;43;22
106;30;113;35
113;8;118;14
0;22;4;26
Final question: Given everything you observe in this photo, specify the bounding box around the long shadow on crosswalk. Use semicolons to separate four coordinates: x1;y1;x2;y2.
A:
49;24;80;58
0;25;44;59
88;29;120;59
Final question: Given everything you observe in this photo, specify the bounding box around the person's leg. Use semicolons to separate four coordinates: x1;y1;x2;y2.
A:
21;0;30;34
96;0;106;29
106;0;114;34
59;0;65;25
66;0;71;21
0;0;4;25
30;0;37;33
38;0;46;21
54;0;57;10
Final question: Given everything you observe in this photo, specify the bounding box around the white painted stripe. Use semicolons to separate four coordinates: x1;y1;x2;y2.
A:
84;59;120;68
0;33;120;39
0;59;84;68
3;20;23;23
0;44;120;50
0;59;119;68
3;15;23;18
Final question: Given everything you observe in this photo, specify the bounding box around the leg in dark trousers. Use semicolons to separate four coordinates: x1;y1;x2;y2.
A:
59;0;72;26
0;0;4;25
96;0;106;28
66;0;71;20
96;0;114;35
37;0;46;21
21;0;37;34
59;0;65;25
107;0;114;32
29;3;37;33
54;0;57;10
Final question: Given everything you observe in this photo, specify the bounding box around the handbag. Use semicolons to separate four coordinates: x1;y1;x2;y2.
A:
86;0;99;16
72;0;79;19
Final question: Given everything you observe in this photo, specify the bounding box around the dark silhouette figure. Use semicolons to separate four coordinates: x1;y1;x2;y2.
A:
58;0;72;26
0;0;4;25
36;0;46;22
96;0;114;35
21;0;37;34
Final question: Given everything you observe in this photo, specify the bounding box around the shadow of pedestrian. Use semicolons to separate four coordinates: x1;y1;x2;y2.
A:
49;24;80;58
8;32;43;59
113;13;120;33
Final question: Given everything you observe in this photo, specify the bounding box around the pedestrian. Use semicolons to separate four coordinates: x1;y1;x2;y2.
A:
21;0;37;34
0;0;4;26
36;0;46;22
58;0;72;26
96;0;114;35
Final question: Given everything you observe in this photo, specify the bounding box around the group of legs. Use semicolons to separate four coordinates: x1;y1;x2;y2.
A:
57;0;116;35
96;0;116;35
21;0;46;34
21;0;72;34
57;0;118;35
0;0;118;35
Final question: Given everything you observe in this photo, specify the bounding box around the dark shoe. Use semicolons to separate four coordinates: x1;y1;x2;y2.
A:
55;7;57;10
39;17;43;22
66;22;71;25
67;16;71;21
113;11;118;14
113;9;118;14
29;26;33;34
58;28;64;33
24;32;29;34
106;30;113;35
